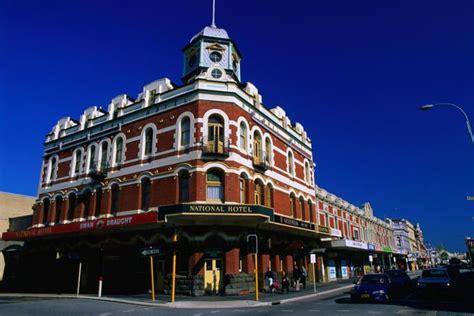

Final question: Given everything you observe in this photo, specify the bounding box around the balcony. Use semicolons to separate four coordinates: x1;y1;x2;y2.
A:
200;137;230;158
252;152;271;171
88;163;108;182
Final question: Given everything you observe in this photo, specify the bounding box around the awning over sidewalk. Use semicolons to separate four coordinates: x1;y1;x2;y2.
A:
2;212;159;241
327;239;368;251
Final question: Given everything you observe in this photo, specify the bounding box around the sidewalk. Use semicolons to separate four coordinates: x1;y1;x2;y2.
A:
0;278;357;309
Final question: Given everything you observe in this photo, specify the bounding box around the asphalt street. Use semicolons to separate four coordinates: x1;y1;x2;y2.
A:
0;287;472;316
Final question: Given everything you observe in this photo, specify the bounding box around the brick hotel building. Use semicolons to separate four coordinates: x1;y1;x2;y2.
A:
2;19;399;295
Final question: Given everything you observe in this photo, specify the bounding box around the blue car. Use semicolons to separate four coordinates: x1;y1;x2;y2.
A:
351;273;391;302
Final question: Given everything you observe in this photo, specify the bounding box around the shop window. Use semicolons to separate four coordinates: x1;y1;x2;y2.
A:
206;169;224;202
254;180;264;206
141;178;151;211
290;193;296;217
239;122;247;150
55;196;63;223
111;184;120;215
43;198;50;225
179;171;190;202
180;117;191;147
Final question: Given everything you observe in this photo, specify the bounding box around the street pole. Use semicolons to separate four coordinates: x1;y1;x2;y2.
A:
76;262;82;296
312;261;317;293
255;253;259;301
150;256;155;302
171;232;177;303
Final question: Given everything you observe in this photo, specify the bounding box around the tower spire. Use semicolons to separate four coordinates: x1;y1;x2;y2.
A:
211;0;216;27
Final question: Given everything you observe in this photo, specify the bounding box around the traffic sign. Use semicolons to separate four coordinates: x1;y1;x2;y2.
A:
310;254;316;264
140;247;160;257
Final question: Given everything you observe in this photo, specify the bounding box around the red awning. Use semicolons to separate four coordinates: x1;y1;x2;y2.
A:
2;212;158;241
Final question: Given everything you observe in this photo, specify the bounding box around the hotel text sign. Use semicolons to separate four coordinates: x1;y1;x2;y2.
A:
158;204;274;220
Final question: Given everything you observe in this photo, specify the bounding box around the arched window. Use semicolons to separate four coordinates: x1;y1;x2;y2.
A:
67;193;76;221
43;198;50;225
290;193;296;218
48;157;57;182
288;151;294;176
141;178;151;211
308;199;314;223
239;174;247;203
73;150;82;175
254;180;264;206
239;122;247;150
299;197;306;221
265;184;273;208
111;184;120;215
179;171;190;202
206;169;224;202
55;196;63;223
207;115;225;153
180;117;191;147
88;145;97;172
100;142;108;170
95;189;102;215
253;131;262;164
305;161;310;184
144;128;153;157
115;137;124;165
265;137;272;165
83;190;91;218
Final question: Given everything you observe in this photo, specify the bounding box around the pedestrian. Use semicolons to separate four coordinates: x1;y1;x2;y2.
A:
281;271;290;294
293;265;301;291
301;265;307;289
264;267;275;293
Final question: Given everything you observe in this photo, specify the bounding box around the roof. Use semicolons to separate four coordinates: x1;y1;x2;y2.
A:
190;26;229;43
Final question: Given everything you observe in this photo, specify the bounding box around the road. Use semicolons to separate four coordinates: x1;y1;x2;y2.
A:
0;286;472;316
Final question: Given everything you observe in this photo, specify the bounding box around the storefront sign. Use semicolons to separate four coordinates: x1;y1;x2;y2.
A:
382;246;393;253
159;204;274;220
139;247;160;257
2;212;159;241
318;225;330;234
341;260;348;278
330;239;368;250
273;215;315;230
328;259;337;280
375;244;382;252
367;243;376;251
330;228;342;237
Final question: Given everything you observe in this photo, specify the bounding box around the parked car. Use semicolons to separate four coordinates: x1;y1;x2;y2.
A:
385;269;411;292
416;268;457;298
351;273;391;302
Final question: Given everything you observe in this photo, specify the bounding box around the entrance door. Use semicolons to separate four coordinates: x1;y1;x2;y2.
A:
155;259;165;292
204;258;223;294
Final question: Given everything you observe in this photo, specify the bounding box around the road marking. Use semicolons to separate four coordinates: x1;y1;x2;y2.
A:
122;310;135;313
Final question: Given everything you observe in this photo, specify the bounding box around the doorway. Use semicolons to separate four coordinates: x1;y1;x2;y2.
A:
155;259;165;292
204;258;223;294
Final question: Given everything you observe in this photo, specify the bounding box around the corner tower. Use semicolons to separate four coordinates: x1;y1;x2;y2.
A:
182;22;242;83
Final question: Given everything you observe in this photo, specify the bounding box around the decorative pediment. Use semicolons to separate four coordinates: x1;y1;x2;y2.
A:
206;43;226;51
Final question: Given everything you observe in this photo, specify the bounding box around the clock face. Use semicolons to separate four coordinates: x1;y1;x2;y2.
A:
209;51;222;63
188;55;197;68
211;68;222;79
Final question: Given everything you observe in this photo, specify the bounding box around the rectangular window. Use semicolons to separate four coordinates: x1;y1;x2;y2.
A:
207;185;223;201
239;179;246;203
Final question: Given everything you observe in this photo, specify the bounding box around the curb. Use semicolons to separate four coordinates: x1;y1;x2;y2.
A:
0;284;353;309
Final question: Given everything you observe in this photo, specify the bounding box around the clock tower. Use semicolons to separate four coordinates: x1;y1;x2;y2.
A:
182;23;242;83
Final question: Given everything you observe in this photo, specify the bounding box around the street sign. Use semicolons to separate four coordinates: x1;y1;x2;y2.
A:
369;255;373;262
310;254;316;263
140;247;160;257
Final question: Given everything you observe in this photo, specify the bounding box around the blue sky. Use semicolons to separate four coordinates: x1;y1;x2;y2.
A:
0;0;473;251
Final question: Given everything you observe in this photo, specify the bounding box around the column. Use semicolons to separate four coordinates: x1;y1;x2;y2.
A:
258;254;270;273
101;189;111;216
282;255;294;274
225;248;240;274
272;254;281;272
37;202;44;225
242;253;255;274
61;197;69;222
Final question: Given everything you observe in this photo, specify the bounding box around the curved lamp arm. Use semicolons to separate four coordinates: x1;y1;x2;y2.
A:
420;103;474;145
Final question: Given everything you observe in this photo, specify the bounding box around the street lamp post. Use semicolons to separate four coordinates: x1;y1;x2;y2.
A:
420;103;474;145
